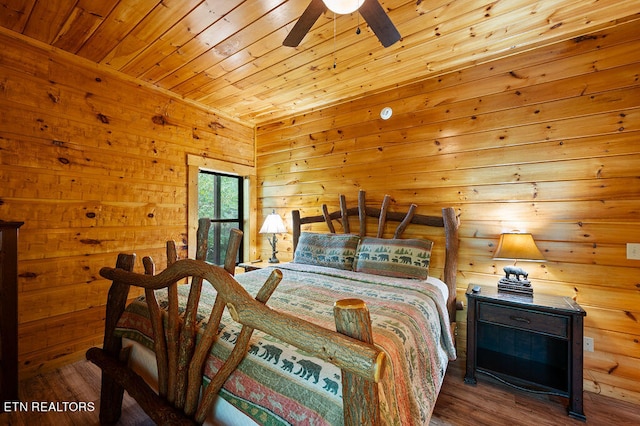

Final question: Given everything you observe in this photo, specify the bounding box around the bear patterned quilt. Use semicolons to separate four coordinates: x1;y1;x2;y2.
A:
114;262;456;425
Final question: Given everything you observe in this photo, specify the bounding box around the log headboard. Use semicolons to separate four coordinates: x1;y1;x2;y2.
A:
290;190;460;324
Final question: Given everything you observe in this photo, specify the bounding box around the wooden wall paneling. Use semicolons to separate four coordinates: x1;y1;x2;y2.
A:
19;281;114;324
1;26;252;160
19;334;106;379
0;29;254;378
585;338;640;390
255;115;640;185
19;306;109;356
256;19;640;405
584;371;640;403
584;328;640;367
16;251;171;294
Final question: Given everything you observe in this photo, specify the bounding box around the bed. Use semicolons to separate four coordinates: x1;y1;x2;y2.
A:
87;190;460;425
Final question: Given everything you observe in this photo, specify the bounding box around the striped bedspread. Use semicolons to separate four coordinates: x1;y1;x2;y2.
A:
115;263;456;425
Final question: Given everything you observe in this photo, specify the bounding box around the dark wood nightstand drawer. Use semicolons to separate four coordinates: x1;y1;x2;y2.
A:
478;303;568;338
465;284;586;420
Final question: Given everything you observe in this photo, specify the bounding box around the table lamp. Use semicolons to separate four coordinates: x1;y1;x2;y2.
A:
259;210;287;263
493;232;545;295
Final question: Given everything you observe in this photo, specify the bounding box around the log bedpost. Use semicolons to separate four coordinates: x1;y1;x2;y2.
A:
376;195;391;238
334;298;381;426
292;209;301;253
340;194;350;233
166;241;180;404
442;207;459;324
358;190;367;238
97;253;136;424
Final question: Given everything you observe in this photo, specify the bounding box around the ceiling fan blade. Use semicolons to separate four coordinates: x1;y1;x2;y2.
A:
359;0;401;47
283;0;327;47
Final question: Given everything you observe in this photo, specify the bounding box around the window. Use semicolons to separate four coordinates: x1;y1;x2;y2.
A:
187;154;255;265
198;170;244;266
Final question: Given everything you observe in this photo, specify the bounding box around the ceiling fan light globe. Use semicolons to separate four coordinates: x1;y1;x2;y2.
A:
322;0;365;14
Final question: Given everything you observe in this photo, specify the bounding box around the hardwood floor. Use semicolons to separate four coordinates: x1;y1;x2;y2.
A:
431;358;638;425
1;357;637;425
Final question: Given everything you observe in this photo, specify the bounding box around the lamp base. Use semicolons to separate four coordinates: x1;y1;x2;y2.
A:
267;233;280;263
498;278;533;296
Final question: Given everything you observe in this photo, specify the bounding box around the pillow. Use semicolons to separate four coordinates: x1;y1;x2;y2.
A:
354;237;433;280
293;232;360;270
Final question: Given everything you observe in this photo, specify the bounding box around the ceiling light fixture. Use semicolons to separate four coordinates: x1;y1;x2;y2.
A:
322;0;365;14
380;106;393;120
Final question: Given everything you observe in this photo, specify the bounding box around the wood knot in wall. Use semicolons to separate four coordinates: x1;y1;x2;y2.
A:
152;115;167;125
208;121;225;130
19;272;38;279
48;92;60;103
80;239;102;245
574;35;599;43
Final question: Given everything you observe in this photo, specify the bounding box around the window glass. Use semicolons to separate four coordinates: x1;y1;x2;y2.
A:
198;171;243;266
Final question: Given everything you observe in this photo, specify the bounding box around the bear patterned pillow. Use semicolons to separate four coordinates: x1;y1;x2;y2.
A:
293;232;360;270
354;237;433;280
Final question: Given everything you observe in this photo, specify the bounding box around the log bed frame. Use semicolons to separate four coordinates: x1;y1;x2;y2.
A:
87;190;459;425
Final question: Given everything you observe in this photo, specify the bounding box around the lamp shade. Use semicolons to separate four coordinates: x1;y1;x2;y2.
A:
259;211;287;234
322;0;365;14
493;233;545;261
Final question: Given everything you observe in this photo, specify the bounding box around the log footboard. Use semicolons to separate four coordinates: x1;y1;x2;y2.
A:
90;258;385;425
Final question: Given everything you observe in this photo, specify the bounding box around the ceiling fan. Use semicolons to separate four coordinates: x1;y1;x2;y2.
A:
283;0;401;48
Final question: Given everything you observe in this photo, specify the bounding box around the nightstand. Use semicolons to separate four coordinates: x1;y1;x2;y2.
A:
238;260;285;272
464;284;586;421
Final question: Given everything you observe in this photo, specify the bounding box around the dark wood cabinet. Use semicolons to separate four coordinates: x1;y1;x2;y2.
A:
1;221;23;409
464;284;586;421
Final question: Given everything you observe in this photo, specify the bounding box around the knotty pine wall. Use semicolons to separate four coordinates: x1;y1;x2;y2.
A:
255;19;640;405
0;29;254;378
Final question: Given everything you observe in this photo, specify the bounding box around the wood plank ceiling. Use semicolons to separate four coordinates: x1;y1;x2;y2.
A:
0;0;638;124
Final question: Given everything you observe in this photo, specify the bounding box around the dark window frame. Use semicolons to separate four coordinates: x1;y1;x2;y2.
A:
198;170;244;266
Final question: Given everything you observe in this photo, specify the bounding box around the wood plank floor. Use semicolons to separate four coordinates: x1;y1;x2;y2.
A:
1;357;637;425
432;358;638;425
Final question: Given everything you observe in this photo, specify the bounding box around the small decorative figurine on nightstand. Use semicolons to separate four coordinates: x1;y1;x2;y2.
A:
493;232;545;295
498;264;532;293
